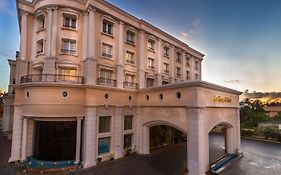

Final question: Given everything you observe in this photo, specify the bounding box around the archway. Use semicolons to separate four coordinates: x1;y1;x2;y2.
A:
149;125;187;150
208;122;234;164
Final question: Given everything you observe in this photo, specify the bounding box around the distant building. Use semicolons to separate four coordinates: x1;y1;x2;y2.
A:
263;106;281;117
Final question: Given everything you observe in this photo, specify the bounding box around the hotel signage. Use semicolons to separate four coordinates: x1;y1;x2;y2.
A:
213;96;232;103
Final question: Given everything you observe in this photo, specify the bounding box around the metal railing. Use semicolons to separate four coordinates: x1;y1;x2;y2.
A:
123;82;138;90
98;78;117;87
20;74;84;84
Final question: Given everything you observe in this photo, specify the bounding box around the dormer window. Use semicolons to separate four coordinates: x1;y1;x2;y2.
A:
102;20;113;36
163;46;170;57
36;14;45;30
63;13;77;29
147;39;155;51
36;39;44;54
61;39;76;54
176;51;182;63
126;30;135;45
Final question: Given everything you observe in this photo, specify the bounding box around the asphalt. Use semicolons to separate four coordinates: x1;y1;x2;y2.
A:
0;131;281;175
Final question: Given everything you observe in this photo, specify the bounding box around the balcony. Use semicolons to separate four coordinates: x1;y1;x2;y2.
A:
20;74;84;84
98;78;116;87
123;82;138;90
125;59;135;65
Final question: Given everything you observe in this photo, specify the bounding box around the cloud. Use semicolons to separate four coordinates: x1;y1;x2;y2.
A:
0;0;16;16
179;19;203;43
224;80;241;83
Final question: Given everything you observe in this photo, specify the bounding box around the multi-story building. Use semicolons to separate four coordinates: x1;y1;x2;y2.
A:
3;0;242;174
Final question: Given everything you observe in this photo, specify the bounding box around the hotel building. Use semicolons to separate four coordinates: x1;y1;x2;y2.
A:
2;0;242;174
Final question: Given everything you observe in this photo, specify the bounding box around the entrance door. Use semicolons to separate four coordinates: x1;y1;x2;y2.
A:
34;121;77;161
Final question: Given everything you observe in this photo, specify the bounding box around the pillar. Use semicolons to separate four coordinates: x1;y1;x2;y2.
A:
19;11;28;60
235;108;241;152
31;15;37;61
117;21;124;88
83;58;97;85
9;106;23;162
226;127;235;154
171;46;175;83
157;39;162;86
138;30;145;89
187;108;209;175
21;118;28;161
182;51;185;81
45;7;52;57
51;7;58;57
75;117;82;163
88;8;96;59
82;107;97;168
113;107;123;158
142;126;150;154
135;108;143;154
82;11;88;60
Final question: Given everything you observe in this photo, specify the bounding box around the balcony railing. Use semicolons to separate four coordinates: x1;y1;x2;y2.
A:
98;78;117;87
20;74;84;84
125;59;135;64
123;82;138;90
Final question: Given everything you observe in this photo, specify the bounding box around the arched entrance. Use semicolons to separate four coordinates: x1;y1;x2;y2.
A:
208;122;234;164
149;125;187;150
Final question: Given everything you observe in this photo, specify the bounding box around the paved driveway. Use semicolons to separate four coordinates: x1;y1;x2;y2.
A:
1;132;281;175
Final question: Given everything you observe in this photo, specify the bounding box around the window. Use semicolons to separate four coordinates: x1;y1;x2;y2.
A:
146;78;154;88
58;68;77;82
186;56;190;67
102;20;113;35
126;31;135;44
163;46;170;57
125;51;134;64
162;81;169;85
99;69;115;86
37;14;45;30
124;115;133;130
124;134;133;149
147;57;154;69
176;67;181;77
176;52;182;63
61;39;76;54
125;74;134;83
186;71;190;80
99;116;111;133
98;137;110;155
63;13;77;29
36;39;44;54
195;74;199;80
164;63;169;73
147;39;155;51
195;61;199;70
102;43;113;58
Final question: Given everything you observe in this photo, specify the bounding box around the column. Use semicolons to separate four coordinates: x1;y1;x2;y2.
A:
113;107;123;159
190;55;194;81
199;60;202;80
117;21;124;88
235;108;241;152
187;108;209;175
31;16;37;61
75;117;82;163
21;118;28;161
156;39;162;86
45;7;52;57
88;8;96;59
171;46;175;83
20;11;28;60
135;108;143;154
16;59;28;84
82;11;89;60
9;106;23;162
50;7;58;57
82;107;97;168
226;127;235;154
138;30;145;88
142;125;150;154
181;51;185;81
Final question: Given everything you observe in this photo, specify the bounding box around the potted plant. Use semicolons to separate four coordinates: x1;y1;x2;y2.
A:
110;152;115;160
97;157;102;164
125;148;131;156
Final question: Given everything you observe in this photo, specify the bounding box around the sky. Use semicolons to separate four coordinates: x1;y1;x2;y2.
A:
0;0;281;93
